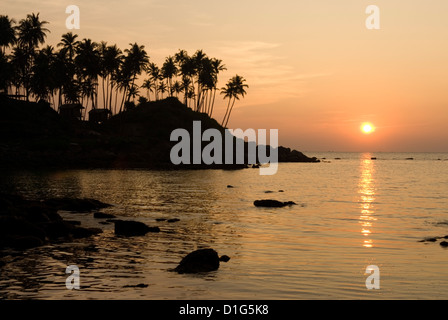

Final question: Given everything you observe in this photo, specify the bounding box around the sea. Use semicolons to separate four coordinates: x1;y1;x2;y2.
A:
1;152;448;300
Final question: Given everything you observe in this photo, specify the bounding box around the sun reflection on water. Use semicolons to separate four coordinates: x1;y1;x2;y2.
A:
358;153;377;248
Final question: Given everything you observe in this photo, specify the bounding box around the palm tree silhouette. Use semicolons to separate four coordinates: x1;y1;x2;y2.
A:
57;32;79;63
208;58;226;117
102;44;122;111
123;43;149;105
221;75;248;128
146;63;161;101
0;15;16;55
2;13;250;122
75;39;100;110
158;82;167;99
30;45;55;102
16;13;50;101
141;78;154;101
161;56;177;97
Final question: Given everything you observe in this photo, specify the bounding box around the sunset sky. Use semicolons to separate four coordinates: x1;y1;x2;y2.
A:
3;0;448;152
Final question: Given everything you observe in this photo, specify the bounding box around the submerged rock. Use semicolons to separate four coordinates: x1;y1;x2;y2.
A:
253;199;297;208
174;248;225;274
114;220;160;236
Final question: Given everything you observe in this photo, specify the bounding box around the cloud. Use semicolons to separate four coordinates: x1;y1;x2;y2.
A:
214;41;331;106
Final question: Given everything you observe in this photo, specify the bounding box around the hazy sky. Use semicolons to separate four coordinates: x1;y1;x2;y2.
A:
3;0;448;152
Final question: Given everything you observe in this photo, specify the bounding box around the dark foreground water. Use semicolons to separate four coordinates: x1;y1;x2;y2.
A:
1;152;448;299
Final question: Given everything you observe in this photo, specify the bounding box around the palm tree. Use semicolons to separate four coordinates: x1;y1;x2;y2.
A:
192;50;207;111
176;50;196;107
75;39;100;110
102;44;122;111
180;75;192;106
123;43;149;104
158;81;167;99
0;51;13;94
208;58;226;117
17;13;49;50
57;32;79;63
147;63;161;100
16;13;50;101
161;56;177;97
56;32;79;107
221;75;248;128
10;46;28;98
141;78;154;101
0;15;16;54
30;45;55;102
172;80;182;98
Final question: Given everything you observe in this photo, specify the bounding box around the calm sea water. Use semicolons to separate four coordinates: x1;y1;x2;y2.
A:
1;152;448;300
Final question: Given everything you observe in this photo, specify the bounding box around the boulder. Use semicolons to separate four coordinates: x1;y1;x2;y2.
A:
114;220;160;236
253;199;297;208
440;241;448;247
174;248;221;274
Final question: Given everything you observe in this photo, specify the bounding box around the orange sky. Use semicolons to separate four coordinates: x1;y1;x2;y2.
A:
4;0;448;152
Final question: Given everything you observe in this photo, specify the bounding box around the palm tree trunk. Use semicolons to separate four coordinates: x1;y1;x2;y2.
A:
210;88;217;117
224;97;237;128
221;98;232;127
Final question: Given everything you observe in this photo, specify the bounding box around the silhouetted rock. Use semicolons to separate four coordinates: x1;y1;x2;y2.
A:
440;241;448;247
114;220;160;236
93;212;116;219
123;283;149;288
276;146;320;163
227;185;234;188
174;248;221;274
0;193;109;251
419;237;439;243
219;255;231;262
167;218;180;223
253;200;297;208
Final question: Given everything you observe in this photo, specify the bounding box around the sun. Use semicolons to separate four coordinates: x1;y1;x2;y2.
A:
361;122;375;134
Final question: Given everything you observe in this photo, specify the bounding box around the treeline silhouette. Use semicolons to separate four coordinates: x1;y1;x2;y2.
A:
0;13;248;126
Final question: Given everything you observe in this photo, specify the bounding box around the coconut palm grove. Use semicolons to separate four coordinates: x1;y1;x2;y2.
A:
0;13;248;126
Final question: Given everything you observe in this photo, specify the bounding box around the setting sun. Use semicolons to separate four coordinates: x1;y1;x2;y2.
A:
361;123;375;134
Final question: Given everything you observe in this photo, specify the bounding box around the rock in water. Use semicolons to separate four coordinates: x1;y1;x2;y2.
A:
114;220;160;236
174;248;221;274
253;199;297;208
440;241;448;247
219;255;231;262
